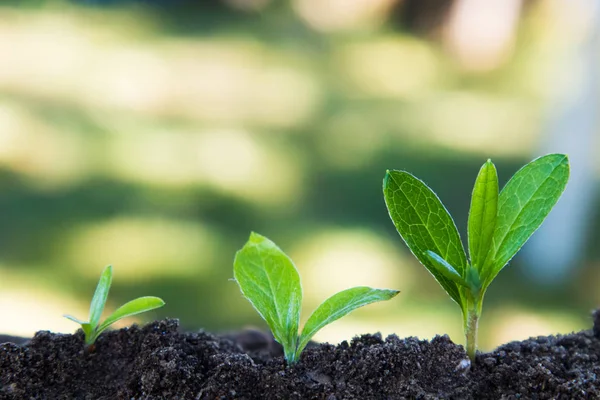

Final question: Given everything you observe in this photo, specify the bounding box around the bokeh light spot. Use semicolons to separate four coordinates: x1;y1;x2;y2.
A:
66;217;218;281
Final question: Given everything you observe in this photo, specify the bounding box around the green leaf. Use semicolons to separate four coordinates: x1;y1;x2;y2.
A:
64;315;94;343
424;251;469;288
80;323;93;340
64;314;87;325
383;170;468;305
296;287;399;361
233;232;302;362
484;154;569;285
468;159;498;272
96;296;165;336
89;265;113;329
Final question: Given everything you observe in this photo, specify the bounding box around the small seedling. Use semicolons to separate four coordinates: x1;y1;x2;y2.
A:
383;154;569;361
234;232;399;365
65;265;165;346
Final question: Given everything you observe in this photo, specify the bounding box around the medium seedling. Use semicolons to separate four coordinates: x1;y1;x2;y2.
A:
233;232;399;365
65;265;165;346
383;154;569;361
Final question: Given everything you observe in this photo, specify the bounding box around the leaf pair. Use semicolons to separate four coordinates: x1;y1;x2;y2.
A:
65;265;166;346
234;232;399;364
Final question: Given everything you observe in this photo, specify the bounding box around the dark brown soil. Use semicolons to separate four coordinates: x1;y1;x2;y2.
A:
1;310;599;399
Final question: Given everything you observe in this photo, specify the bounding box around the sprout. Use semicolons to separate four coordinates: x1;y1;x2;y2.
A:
64;265;165;346
383;154;569;361
233;232;399;365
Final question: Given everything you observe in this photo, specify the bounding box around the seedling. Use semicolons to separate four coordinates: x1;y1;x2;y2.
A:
234;232;399;365
65;265;165;346
383;154;569;361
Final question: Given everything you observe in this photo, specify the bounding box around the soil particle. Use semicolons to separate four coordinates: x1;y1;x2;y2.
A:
1;312;599;399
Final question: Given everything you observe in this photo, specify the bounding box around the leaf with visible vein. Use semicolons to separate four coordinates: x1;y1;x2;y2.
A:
296;287;399;360
383;170;467;306
468;159;498;272
233;232;302;361
483;154;569;286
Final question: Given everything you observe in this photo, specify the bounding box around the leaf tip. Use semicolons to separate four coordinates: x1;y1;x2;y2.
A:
482;159;497;171
383;170;391;187
248;231;265;244
556;154;570;176
538;153;569;164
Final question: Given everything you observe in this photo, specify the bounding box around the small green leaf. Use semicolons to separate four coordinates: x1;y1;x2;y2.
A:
424;251;469;288
483;154;569;285
96;296;165;335
64;314;87;325
383;170;468;306
89;265;113;329
64;315;94;343
233;232;302;362
468;160;498;271
296;287;399;361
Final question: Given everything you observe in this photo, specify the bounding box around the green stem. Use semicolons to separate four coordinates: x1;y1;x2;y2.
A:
285;339;300;365
464;297;482;362
286;347;298;365
465;309;478;361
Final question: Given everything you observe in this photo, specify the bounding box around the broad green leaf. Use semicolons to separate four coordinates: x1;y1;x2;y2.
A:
484;154;569;285
233;232;302;361
468;160;498;272
384;170;467;305
424;251;469;288
97;296;165;335
296;287;399;361
89;265;113;329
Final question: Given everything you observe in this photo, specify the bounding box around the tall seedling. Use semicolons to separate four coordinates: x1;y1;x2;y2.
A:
383;154;569;361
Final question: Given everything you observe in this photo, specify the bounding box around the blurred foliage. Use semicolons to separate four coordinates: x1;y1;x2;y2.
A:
0;0;597;351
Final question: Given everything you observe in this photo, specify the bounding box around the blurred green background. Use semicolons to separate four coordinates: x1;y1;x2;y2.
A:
0;0;599;352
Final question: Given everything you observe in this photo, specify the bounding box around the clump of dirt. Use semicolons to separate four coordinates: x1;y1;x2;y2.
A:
1;311;599;399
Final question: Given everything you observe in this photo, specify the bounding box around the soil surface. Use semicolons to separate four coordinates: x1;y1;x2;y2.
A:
1;310;599;399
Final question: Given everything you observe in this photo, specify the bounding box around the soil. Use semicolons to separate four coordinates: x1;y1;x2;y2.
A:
1;310;599;399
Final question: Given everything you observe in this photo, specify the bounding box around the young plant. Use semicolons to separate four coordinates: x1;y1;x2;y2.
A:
383;154;569;361
233;232;400;365
65;265;166;346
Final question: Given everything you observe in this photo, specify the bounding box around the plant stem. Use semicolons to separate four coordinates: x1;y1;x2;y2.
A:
285;341;301;365
285;348;297;365
464;297;482;362
465;309;478;361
